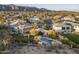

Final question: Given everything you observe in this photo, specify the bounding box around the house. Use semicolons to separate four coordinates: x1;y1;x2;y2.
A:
9;19;27;34
18;23;33;36
61;15;75;22
9;20;19;26
62;21;75;34
8;20;19;34
56;16;76;34
53;25;62;33
30;16;40;23
8;18;33;35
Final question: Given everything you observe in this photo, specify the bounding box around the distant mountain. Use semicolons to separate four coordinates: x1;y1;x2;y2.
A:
0;4;52;12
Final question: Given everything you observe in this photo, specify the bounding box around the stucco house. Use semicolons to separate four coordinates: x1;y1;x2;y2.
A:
18;23;33;36
61;15;75;22
30;16;40;23
56;16;76;34
9;19;33;35
62;21;75;34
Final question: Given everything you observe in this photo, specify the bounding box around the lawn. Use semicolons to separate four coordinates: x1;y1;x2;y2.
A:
64;33;79;44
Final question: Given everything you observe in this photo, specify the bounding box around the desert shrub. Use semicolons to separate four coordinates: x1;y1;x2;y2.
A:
30;28;38;36
47;29;57;38
11;33;28;43
59;34;78;48
43;24;50;30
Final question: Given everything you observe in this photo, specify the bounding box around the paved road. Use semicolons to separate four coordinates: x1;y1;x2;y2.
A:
0;45;79;54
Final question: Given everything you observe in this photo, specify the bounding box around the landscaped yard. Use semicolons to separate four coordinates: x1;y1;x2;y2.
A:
64;33;79;44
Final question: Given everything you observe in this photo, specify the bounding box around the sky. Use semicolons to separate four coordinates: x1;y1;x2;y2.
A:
17;4;79;11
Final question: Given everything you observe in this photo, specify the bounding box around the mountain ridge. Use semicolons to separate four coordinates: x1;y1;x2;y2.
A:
0;4;52;12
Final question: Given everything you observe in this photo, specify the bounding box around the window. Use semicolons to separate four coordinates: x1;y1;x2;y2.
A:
62;27;65;30
66;27;70;30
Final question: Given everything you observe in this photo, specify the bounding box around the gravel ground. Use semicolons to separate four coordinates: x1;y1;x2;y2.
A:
0;45;79;54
